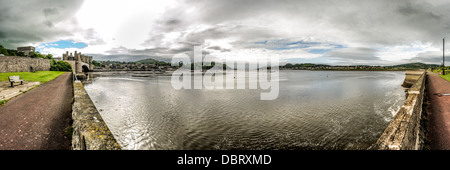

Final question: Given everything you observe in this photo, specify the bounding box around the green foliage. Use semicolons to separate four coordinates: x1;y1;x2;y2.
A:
7;49;15;56
29;52;53;59
0;45;10;56
92;60;104;67
50;59;72;71
0;44;26;56
30;52;46;59
45;54;53;59
17;51;25;56
282;63;329;68
0;100;8;106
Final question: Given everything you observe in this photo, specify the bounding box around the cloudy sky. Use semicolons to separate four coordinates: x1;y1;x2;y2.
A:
1;0;449;65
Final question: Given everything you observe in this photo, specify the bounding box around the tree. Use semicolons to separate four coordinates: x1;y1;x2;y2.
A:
92;60;102;67
17;51;25;57
50;59;72;71
45;54;53;59
30;52;48;59
285;63;293;68
0;45;9;56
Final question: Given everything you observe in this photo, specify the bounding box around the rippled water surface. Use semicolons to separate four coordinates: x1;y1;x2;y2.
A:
84;70;405;150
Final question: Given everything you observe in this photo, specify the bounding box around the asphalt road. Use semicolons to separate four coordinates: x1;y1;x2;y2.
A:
426;71;450;150
0;72;73;150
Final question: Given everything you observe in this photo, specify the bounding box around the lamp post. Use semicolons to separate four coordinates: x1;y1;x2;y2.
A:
444;37;446;75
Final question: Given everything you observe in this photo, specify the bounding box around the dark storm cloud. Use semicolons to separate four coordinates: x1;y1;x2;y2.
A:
0;0;84;48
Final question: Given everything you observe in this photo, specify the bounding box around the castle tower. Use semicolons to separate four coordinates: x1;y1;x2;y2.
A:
89;56;94;70
76;51;82;73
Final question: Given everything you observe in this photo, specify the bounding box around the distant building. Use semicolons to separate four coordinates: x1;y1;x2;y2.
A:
17;46;35;56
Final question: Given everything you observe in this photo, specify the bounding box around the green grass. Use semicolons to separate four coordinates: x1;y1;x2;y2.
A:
0;100;7;106
440;74;450;82
0;71;67;83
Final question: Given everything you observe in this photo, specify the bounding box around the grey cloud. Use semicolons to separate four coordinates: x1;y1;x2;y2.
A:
165;19;181;26
4;0;450;65
146;0;450;52
99;45;214;62
396;2;442;21
0;0;84;48
142;0;450;64
43;8;59;17
217;1;448;45
410;51;446;64
83;28;106;45
87;54;163;62
105;46;128;54
327;47;380;61
207;46;231;52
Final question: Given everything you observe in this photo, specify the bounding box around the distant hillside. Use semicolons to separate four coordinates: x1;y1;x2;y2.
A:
282;63;330;68
392;62;439;68
136;58;171;66
136;58;160;64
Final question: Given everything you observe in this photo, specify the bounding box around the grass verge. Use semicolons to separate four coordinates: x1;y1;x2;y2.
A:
439;74;450;82
0;100;7;106
0;71;67;83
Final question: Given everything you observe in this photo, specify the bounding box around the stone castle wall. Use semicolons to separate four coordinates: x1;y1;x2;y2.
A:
0;56;50;73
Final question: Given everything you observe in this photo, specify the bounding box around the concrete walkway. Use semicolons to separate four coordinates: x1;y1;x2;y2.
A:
0;81;41;101
0;72;73;150
426;71;450;150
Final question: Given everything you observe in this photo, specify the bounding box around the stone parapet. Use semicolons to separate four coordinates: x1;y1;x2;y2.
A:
71;79;121;150
376;70;426;150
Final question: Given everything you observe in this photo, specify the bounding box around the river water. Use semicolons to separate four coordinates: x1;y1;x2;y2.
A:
83;70;405;150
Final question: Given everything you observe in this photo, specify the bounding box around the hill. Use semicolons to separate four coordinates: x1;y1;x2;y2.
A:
392;62;440;69
135;58;160;64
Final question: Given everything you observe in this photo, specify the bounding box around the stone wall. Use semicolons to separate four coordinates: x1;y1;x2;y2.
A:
71;79;121;150
0;56;50;73
376;70;426;150
65;60;76;74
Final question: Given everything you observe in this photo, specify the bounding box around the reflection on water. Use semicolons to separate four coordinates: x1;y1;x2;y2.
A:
84;70;405;150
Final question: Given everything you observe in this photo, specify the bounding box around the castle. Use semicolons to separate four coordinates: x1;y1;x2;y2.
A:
62;51;93;73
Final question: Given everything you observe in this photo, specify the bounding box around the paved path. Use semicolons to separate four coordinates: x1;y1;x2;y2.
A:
426;71;450;150
0;72;73;150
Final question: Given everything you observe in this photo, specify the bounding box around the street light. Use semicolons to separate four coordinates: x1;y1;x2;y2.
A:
444;36;446;75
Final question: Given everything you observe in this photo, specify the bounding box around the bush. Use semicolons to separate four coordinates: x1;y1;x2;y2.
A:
50;59;72;71
30;52;46;59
